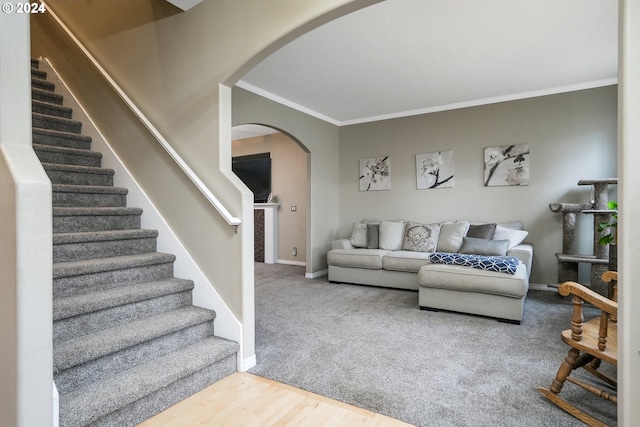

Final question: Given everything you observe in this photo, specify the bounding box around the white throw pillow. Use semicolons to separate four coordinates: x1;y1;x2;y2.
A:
493;225;528;250
437;220;470;253
379;221;406;250
349;222;368;248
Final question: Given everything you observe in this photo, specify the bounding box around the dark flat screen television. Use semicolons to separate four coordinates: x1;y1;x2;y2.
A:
232;153;271;203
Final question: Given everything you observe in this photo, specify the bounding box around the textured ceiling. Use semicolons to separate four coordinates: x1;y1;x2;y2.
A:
236;0;618;127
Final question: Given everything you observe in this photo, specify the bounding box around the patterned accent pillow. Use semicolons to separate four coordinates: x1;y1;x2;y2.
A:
402;222;441;252
429;252;521;275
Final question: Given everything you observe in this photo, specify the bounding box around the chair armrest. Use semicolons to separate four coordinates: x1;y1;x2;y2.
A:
331;239;354;250
559;281;618;316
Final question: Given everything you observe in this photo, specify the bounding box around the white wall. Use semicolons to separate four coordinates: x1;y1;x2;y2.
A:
339;87;618;285
0;12;53;427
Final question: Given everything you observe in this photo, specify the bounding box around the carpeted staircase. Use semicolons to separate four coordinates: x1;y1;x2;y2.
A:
31;58;240;427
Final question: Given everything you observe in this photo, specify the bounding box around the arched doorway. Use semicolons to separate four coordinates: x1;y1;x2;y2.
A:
231;124;310;269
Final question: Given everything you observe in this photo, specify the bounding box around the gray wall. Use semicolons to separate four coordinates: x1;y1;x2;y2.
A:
339;87;618;285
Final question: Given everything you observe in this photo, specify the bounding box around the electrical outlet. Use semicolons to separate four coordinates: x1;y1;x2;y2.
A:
291;205;297;212
292;247;297;256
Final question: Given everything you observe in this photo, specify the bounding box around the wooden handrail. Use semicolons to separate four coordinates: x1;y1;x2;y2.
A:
43;1;241;233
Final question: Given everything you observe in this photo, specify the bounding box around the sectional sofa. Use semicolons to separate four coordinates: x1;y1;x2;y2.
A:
327;219;533;323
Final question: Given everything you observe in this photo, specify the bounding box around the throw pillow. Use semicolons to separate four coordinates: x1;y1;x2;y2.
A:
459;237;509;256
349;222;368;248
367;223;380;249
379;221;406;250
402;222;441;252
437;220;470;253
493;225;528;250
466;223;497;239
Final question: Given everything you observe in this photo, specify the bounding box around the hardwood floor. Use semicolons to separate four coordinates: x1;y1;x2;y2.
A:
138;372;414;427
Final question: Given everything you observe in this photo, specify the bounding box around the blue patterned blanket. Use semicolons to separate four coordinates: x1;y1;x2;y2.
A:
428;252;521;275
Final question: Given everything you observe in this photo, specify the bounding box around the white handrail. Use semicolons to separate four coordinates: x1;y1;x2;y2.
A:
42;1;241;232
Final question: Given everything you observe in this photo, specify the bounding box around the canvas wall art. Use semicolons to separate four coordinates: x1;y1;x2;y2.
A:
359;156;390;191
416;150;454;189
484;144;530;187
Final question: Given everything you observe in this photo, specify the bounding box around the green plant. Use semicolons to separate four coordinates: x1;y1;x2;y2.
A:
598;200;618;245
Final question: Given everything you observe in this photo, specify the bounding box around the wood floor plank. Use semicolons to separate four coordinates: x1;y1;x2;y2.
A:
138;372;415;427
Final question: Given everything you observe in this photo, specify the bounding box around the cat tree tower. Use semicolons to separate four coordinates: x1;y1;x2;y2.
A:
549;178;617;294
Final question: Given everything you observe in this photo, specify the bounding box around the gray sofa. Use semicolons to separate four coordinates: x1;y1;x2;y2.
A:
327;219;533;323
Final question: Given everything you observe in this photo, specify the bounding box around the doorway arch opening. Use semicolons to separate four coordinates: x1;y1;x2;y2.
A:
231;124;310;271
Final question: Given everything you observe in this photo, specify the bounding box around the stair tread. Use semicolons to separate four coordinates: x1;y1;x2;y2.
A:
32;76;55;90
32;99;72;115
33;127;92;143
53;278;194;321
43;162;114;176
32;86;63;104
52;183;128;195
53;252;174;279
53;229;158;245
33;143;101;158
54;306;216;371
59;336;238;426
53;206;143;216
32;111;83;128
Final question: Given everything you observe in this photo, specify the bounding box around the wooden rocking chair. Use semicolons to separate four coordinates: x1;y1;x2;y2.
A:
537;271;618;427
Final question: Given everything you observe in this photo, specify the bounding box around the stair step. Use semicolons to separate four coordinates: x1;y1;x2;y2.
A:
33;128;92;150
32;76;55;92
33;112;82;134
54;306;216;392
53;278;194;343
53;206;141;233
34;143;102;168
53;252;175;298
53;229;158;262
59;336;238;427
53;184;128;208
32;99;73;119
43;163;114;186
32;86;63;105
31;67;47;79
31;58;40;68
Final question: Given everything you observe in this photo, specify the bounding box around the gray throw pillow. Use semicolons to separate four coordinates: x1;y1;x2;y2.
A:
367;223;380;249
466;223;497;239
402;222;441;253
437;220;470;253
459;237;509;256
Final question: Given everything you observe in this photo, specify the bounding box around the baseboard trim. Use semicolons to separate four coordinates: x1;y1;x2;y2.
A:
305;269;328;279
529;283;558;291
240;354;257;372
277;259;306;267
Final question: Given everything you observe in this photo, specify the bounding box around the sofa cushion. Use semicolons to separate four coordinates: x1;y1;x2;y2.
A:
418;262;528;298
327;249;389;269
459;237;509;256
379;221;406;250
402;222;440;252
437;220;470;253
382;251;432;273
466;223;496;239
349;222;368;248
429;252;521;275
493;225;528;250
